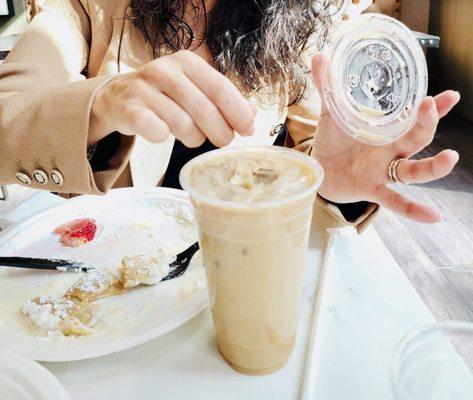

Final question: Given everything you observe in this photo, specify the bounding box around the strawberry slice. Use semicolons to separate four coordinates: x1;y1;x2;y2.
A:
54;218;97;247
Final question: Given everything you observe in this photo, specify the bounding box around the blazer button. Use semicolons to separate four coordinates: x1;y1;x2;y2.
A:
271;123;284;137
15;172;32;185
32;170;48;185
50;170;64;186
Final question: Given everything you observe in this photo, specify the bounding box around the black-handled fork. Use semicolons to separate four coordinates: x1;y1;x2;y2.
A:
0;242;200;279
0;257;95;272
163;242;200;281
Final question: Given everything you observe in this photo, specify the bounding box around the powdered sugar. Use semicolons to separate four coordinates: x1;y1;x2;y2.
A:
121;247;176;288
22;296;75;333
73;269;115;294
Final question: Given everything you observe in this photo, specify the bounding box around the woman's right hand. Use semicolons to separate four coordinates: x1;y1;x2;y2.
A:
89;50;257;147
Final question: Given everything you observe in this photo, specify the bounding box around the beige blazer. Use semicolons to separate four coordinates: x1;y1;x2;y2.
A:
0;0;377;231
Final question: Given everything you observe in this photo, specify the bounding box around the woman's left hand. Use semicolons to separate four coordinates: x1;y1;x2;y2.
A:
311;53;461;223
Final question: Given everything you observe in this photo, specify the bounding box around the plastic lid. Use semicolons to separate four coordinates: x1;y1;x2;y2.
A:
322;13;428;145
331;0;350;21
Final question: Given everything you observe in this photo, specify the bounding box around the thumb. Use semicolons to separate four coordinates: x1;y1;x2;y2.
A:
311;52;330;113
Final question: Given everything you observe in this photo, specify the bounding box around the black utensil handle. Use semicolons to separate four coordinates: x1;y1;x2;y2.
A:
0;257;58;270
0;257;86;271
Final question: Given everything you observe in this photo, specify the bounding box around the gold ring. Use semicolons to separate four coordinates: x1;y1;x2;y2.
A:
388;157;408;184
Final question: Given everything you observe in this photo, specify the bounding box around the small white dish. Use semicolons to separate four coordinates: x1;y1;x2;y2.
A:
0;350;70;400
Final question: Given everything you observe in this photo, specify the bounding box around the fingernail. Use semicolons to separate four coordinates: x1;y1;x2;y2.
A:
313;52;325;70
320;55;327;71
454;91;461;99
250;103;259;116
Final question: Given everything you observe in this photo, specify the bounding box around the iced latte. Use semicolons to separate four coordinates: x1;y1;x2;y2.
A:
180;146;324;375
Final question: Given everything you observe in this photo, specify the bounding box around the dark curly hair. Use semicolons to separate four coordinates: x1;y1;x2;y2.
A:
130;0;334;106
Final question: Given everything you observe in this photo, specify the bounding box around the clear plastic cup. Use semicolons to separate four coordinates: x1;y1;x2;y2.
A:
180;146;324;375
391;322;473;400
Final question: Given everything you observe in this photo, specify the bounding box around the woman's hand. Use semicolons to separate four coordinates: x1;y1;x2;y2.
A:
89;50;256;147
311;53;461;223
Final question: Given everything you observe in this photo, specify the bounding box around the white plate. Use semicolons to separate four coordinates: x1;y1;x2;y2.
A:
0;188;207;362
0;350;70;400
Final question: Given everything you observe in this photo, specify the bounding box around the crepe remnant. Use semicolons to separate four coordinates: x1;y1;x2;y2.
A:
65;268;123;302
120;249;176;288
22;296;100;336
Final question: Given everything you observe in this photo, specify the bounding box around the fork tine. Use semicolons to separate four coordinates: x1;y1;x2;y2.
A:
163;242;199;281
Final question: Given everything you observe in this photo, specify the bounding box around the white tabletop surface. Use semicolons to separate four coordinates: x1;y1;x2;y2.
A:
0;185;471;400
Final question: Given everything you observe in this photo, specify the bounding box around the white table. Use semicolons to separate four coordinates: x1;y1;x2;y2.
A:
0;185;470;399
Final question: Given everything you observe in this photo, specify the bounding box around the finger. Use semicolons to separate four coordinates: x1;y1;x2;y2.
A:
397;91;461;156
154;92;207;148
374;186;441;223
434;90;461;118
158;73;235;147
311;52;326;93
131;84;207;148
396;149;460;184
176;51;256;136
396;96;439;156
118;103;170;144
311;52;329;113
250;103;259;116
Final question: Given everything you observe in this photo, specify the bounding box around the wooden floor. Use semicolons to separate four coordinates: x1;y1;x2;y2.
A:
374;112;473;323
